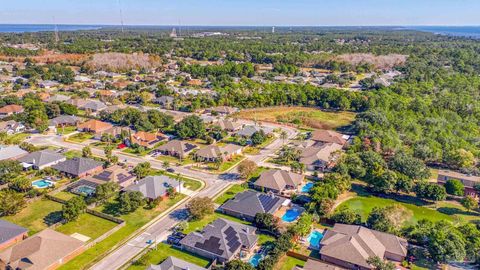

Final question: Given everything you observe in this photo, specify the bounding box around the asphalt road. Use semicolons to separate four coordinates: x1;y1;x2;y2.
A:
26;120;298;270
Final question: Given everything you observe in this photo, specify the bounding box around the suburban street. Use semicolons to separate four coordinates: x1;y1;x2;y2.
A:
26;120;298;270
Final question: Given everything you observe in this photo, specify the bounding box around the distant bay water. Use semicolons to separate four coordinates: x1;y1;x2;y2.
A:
0;24;103;33
406;26;480;38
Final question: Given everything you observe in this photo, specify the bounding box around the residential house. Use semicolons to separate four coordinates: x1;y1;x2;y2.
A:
81;100;107;115
67;98;89;109
216;119;242;132
253;169;304;195
437;170;480;197
0;220;28;250
236;125;272;138
194;144;243;162
47;94;71;103
52;157;103;178
124;175;182;200
49;115;80;127
94;126;131;140
218;190;288;222
0;105;24;118
77;119;113;134
310;130;347;146
0;120;25;135
38;80;59;89
130;131;166;149
156;140;197;159
147;256;207;270
319;224;408;270
179;218;258;263
298;142;343;171
293;259;346;270
18;150;66;170
0;229;84;270
0;145;28;161
104;104;127;114
81;165;136;188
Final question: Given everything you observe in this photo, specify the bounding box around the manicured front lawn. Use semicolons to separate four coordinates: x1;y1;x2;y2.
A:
58;194;186;270
3;133;29;144
3;198;63;235
152;171;203;191
128;243;210;270
338;195;471;225
155;155;195;166
64;150;82;159
276;255;306;270
217;155;246;172
234;106;356;130
53;191;78;201
57;126;77;135
214;184;247;205
55;213;117;241
67;132;94;143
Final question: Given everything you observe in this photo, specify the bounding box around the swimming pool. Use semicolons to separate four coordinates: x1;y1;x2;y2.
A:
32;179;54;189
282;208;302;222
249;253;263;267
307;230;324;249
301;182;314;193
72;185;96;196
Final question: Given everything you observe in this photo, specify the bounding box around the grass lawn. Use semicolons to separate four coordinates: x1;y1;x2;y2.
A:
57;126;77;135
64;150;82;159
214;184;247;204
234;106;356;130
3;198;63;235
217;155;245;172
55;213;117;241
122;147;148;156
258;233;276;245
155;155;195;166
338;195;479;225
3;133;29;144
128;243;210;270
276;255;306;270
152;171;203;191
53;191;78;201
58;194;186;270
67;132;94;143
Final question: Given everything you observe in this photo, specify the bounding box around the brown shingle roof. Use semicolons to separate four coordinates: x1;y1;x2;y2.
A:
254;169;304;191
0;229;83;270
310;130;346;145
0;104;23;114
77;119;113;133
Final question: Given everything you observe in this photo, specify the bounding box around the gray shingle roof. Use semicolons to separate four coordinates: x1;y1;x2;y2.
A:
147;256;207;270
52;157;103;176
0;220;28;245
18;150;65;168
124;175;180;200
219;190;287;220
236;125;270;137
157;140;197;157
0;145;28;161
49;115;80;126
82;100;107;111
180;218;258;262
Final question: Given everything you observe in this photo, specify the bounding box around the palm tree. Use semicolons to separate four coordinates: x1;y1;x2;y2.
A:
176;173;183;193
280;130;288;145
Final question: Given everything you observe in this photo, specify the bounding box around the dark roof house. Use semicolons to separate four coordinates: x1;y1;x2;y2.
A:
180;218;258;263
156;140;197;159
218;190;288;221
52;157;103;177
124;175;182;200
0;220;28;250
194;144;243;162
49;115;80;127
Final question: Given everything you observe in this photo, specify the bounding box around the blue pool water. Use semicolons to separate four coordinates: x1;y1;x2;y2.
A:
301;182;314;193
282;208;302;222
32;179;54;189
74;185;96;196
249;253;263;267
307;230;324;249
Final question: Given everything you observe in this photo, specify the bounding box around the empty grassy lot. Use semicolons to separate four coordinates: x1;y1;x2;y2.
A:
234;106;355;130
55;213;117;241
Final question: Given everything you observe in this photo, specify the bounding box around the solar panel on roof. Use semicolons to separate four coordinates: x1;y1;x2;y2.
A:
258;194;279;212
195;236;223;255
93;171;113;181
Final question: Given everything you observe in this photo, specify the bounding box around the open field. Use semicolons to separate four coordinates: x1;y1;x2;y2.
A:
59;194;186;270
234;106;355;130
338;195;480;225
2;198;63;235
67;132;94;143
55;213;117;241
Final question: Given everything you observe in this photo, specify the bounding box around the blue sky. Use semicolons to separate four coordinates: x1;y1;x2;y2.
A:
0;0;479;26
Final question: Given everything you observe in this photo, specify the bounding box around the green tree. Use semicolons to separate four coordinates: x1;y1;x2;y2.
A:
414;182;447;201
0;160;23;184
225;259;255;270
254;213;279;233
0;190;26;216
444;179;464;196
9;177;32;192
330;206;362;225
95;182;119;204
186;197;214;220
133;162;151;179
62;197;87;222
294;213;313;237
237;160;257;179
251;130;267;146
82;146;92;158
174;115;205;139
367;256;396;270
461;196;477;212
119;191;145;213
